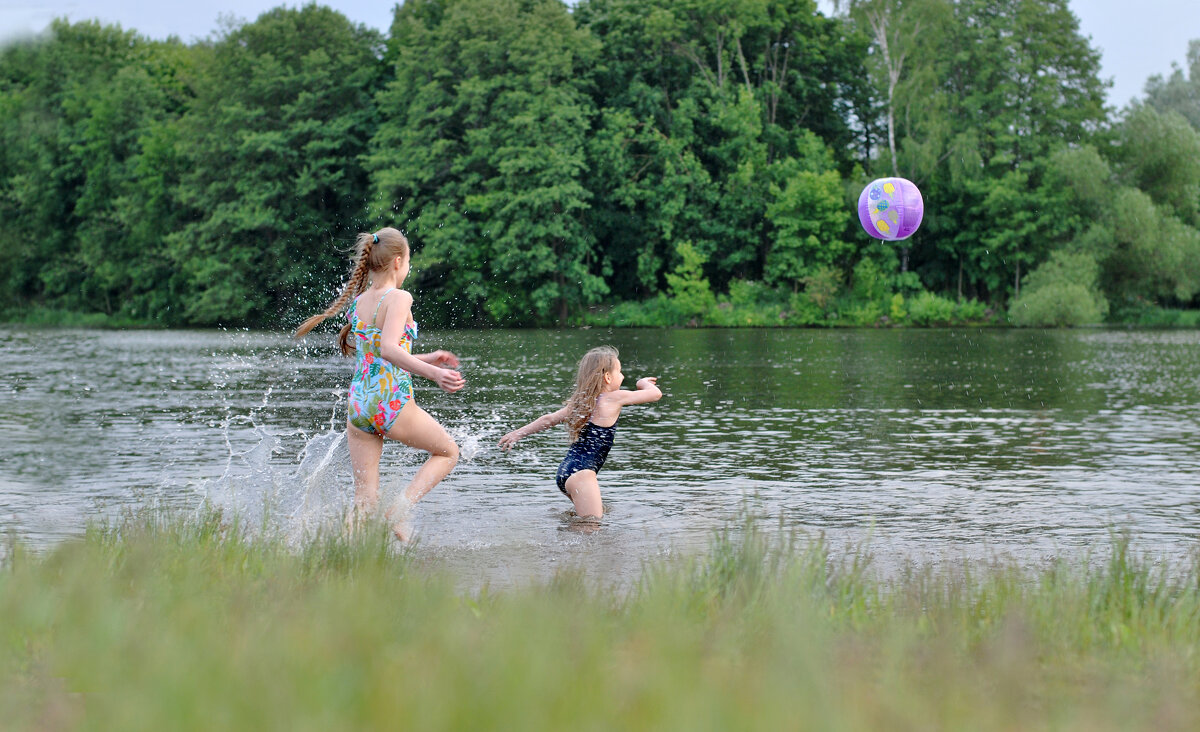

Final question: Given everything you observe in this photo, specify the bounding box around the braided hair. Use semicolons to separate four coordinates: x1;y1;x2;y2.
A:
294;228;410;356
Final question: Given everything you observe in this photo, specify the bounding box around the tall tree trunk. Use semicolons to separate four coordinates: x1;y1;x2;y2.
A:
864;3;919;274
735;38;752;92
864;5;911;177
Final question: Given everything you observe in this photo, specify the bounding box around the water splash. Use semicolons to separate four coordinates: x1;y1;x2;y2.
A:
201;370;358;545
202;419;353;546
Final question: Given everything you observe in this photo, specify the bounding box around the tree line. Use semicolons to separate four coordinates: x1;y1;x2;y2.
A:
1;0;1198;328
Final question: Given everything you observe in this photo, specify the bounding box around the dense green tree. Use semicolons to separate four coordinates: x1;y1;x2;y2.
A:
168;5;382;325
70;41;194;321
838;0;955;272
665;240;716;319
586;103;719;298
764;167;850;290
578;0;864;300
838;0;951;174
0;20;171;315
1100;189;1200;305
369;0;602;325
1036;145;1200;307
889;0;1107;302
1009;250;1108;326
1035;145;1113;246
2;1;1196;325
1112;105;1200;226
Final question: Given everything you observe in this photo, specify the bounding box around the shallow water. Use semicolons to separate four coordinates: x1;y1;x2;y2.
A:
2;326;1199;585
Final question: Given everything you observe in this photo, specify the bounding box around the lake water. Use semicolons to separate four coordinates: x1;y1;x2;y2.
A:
2;326;1198;586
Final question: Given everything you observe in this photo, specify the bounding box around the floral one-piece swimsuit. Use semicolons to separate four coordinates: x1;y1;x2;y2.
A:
347;288;418;436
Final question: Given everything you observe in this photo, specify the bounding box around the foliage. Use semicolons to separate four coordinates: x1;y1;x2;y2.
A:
800;265;842;314
169;6;384;325
906;290;956;325
1009;251;1109;327
869;0;1109;303
2;8;1199;327
1143;38;1200;131
765;168;852;290
577;0;863;301
0;21;188;321
665;240;717;320
953;297;989;322
851;256;890;303
370;0;603;325
582;266;1000;327
1038;142;1200;309
1100;189;1200;305
1112;105;1200;227
1109;299;1200;328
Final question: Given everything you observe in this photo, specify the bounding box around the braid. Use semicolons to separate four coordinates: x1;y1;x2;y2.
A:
294;229;408;356
335;249;374;355
294;233;376;354
349;241;372;296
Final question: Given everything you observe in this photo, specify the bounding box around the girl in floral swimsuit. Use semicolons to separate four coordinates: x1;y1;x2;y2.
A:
296;227;465;540
346;290;418;435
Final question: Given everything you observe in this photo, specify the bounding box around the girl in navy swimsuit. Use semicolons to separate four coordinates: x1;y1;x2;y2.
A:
499;346;662;518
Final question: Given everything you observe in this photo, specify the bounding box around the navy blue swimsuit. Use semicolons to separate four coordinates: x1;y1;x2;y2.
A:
556;420;618;494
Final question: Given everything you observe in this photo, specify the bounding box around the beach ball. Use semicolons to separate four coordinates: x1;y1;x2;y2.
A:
858;177;923;240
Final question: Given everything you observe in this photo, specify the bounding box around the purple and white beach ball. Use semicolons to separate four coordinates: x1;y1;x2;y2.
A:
857;177;924;241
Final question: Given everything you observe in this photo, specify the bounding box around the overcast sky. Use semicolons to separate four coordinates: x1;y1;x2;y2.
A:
0;0;1194;109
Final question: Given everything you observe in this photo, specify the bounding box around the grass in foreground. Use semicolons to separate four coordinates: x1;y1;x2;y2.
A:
3;512;1200;731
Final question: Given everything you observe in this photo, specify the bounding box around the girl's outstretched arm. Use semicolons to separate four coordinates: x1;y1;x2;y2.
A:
498;406;571;450
607;377;663;407
378;292;464;393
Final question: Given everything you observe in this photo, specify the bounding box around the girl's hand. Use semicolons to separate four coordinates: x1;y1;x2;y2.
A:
636;376;658;390
432;350;460;368
434;367;465;393
498;431;521;451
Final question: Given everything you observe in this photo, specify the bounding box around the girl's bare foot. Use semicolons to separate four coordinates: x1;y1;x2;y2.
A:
386;493;415;543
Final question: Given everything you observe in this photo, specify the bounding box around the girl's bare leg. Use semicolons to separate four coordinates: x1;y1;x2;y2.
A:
346;422;385;525
383;400;459;539
563;470;603;519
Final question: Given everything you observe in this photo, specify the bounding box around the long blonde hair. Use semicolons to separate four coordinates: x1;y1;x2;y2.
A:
294;227;410;355
564;345;619;443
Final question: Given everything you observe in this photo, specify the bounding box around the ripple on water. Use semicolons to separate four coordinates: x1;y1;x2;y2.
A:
1;326;1199;581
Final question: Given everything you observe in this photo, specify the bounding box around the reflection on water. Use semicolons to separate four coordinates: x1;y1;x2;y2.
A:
1;326;1198;585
